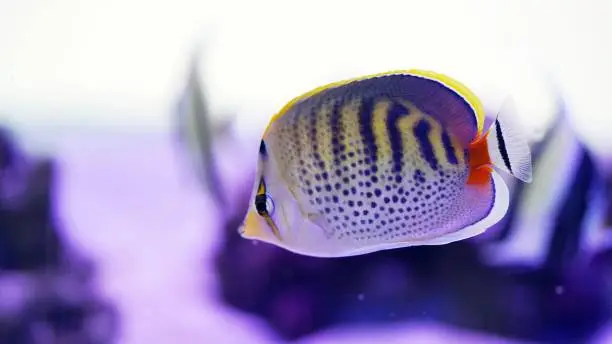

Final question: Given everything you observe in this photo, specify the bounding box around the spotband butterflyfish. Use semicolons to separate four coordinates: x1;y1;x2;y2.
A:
239;70;533;258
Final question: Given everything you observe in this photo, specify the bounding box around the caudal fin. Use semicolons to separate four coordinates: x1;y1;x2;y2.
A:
486;97;533;183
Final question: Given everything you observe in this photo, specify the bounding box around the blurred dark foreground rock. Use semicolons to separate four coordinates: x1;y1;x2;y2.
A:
214;210;609;343
0;127;119;344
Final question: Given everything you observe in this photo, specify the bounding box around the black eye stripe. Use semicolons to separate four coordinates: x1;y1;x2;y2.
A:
259;140;267;157
255;178;269;216
255;194;268;215
253;178;282;240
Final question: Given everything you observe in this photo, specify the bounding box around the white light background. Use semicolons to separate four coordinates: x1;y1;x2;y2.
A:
0;0;611;158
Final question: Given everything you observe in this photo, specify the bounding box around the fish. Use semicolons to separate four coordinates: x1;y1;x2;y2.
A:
238;70;533;257
480;93;610;270
174;47;228;208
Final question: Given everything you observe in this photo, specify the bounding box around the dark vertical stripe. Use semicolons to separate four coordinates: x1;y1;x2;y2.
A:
358;98;378;164
386;100;410;173
309;106;324;171
441;129;458;165
413;119;439;171
291;110;302;159
495;120;513;173
544;152;594;272
329;100;343;166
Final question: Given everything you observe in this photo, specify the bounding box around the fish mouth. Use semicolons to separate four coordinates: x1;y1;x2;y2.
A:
237;222;246;236
237;219;255;239
238;209;262;239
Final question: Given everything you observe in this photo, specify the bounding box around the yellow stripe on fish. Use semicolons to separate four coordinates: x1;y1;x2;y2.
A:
315;101;334;170
371;99;393;162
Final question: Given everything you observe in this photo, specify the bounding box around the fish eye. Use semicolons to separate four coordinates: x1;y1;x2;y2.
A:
255;193;275;216
265;196;275;215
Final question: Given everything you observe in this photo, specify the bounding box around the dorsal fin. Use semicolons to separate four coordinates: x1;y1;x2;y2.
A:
264;70;485;145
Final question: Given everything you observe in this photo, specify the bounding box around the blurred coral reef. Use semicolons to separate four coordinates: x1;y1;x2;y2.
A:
0;127;119;343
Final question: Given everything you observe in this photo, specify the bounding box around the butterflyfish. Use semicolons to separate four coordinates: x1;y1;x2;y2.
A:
239;70;533;258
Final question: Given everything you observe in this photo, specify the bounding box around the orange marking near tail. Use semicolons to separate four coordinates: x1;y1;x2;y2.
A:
467;134;492;185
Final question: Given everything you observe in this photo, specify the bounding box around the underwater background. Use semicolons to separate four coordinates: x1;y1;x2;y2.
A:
1;0;611;343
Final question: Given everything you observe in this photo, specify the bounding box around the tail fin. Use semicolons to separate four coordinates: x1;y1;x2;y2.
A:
486;97;533;183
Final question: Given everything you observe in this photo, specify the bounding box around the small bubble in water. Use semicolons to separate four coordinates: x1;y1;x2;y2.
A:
251;240;260;245
357;293;365;301
555;285;564;295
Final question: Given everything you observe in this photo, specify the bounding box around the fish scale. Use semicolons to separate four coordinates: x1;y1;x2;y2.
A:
270;95;472;245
